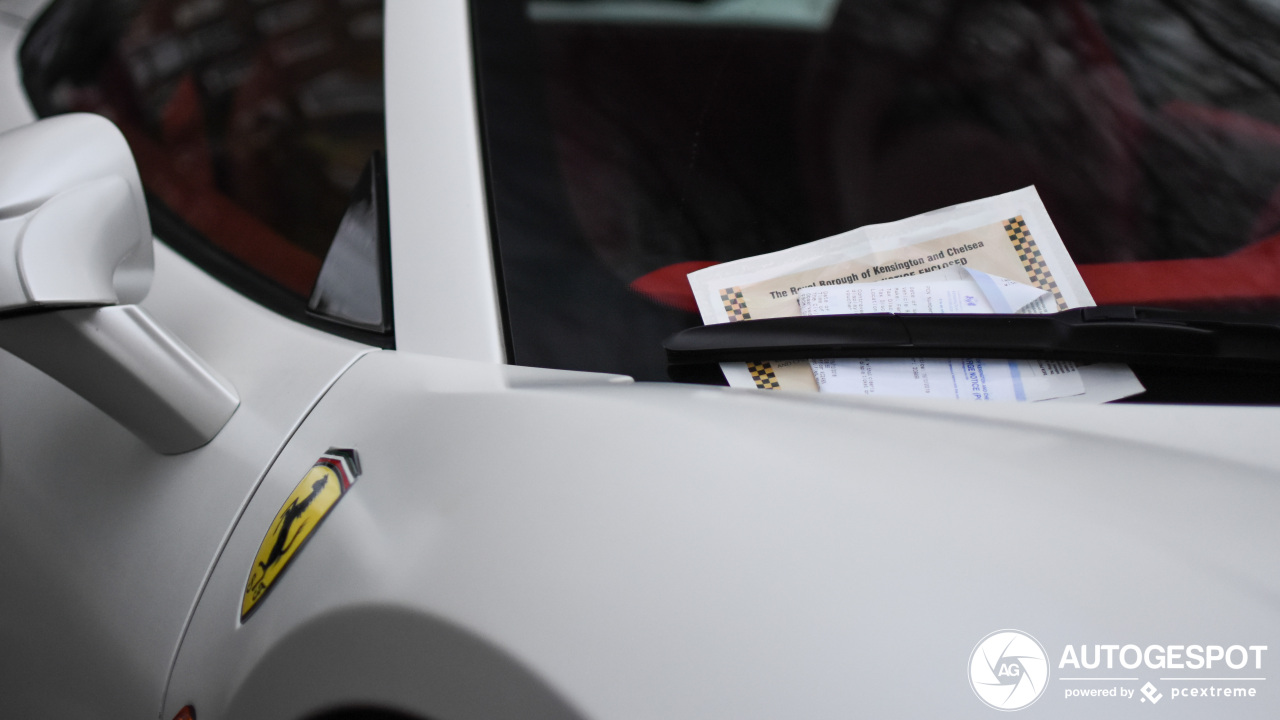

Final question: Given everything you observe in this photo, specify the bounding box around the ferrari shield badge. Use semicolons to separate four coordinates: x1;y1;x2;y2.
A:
241;448;361;621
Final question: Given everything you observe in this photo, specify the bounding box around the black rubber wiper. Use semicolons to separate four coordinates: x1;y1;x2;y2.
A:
664;306;1280;382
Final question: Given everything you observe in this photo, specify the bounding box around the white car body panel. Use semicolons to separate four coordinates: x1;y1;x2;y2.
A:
0;241;371;718
384;0;506;363
166;350;1280;720
0;10;34;131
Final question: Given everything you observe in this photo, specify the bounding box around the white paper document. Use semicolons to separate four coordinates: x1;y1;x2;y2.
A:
807;357;1084;401
796;266;1053;316
797;268;1085;401
686;187;1146;402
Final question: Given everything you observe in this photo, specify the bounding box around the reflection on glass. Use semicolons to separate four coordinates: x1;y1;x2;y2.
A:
477;0;1280;378
30;0;386;297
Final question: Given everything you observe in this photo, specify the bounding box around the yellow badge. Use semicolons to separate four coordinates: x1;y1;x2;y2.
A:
242;448;361;621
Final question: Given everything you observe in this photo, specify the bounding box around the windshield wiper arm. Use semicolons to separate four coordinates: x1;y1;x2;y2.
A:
664;306;1280;376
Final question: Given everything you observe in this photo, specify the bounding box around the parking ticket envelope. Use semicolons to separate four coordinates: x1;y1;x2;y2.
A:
797;270;1085;402
687;186;1144;402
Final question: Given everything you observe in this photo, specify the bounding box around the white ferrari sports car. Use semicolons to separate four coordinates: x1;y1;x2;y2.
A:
2;1;1279;719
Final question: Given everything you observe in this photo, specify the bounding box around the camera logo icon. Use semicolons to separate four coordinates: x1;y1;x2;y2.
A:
969;630;1051;711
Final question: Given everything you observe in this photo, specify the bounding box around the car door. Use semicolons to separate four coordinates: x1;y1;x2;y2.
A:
0;0;394;717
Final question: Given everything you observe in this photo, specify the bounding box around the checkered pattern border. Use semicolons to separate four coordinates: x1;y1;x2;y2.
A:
719;288;776;389
720;287;752;322
748;361;781;390
1004;216;1067;310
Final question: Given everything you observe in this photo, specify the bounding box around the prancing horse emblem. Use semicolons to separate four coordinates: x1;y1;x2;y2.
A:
242;448;361;621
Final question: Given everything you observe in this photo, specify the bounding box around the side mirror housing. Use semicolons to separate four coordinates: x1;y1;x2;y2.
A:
0;114;152;311
0;114;238;454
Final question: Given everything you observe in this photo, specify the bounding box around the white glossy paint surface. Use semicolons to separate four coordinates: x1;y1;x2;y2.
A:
0;16;35;132
0;115;153;307
0;243;370;719
167;349;1280;720
384;0;506;363
0;5;376;713
0;304;241;453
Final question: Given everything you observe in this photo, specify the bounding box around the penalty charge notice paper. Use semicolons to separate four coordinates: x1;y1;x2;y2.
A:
686;187;1144;403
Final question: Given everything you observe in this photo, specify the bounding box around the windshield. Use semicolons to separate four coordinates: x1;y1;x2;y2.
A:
471;0;1280;383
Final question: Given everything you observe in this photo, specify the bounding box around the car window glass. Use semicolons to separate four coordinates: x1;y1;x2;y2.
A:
473;0;1280;382
22;0;387;327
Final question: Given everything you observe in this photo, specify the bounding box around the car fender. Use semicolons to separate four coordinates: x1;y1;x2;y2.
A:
166;350;1280;720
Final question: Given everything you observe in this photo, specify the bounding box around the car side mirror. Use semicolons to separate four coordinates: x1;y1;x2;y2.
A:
0;114;239;454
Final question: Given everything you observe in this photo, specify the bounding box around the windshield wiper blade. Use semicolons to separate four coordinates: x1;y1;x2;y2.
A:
664;306;1280;375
